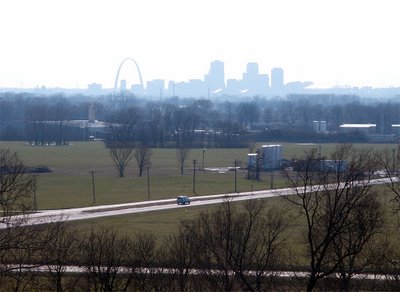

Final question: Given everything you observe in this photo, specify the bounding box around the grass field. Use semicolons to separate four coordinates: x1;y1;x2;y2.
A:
1;140;400;249
66;195;293;238
0;141;396;209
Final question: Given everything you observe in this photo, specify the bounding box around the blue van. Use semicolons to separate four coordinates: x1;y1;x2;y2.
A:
177;196;191;205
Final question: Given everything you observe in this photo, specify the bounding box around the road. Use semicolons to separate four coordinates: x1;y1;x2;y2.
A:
0;177;392;228
4;264;394;282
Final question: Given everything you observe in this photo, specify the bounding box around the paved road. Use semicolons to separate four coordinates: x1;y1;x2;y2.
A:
1;177;391;228
5;264;393;282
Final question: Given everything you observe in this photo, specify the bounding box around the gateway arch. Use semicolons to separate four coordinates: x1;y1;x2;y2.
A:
113;58;144;94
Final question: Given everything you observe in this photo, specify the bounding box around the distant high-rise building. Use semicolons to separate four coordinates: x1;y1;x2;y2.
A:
131;84;145;96
271;67;284;91
120;79;127;92
225;79;241;95
246;62;259;75
204;60;225;92
146;79;165;97
166;81;176;97
87;83;102;94
242;62;269;94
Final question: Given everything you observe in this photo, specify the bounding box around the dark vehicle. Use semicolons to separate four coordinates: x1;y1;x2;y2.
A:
177;195;191;205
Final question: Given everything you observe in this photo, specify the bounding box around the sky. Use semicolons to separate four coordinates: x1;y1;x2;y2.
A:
0;0;399;89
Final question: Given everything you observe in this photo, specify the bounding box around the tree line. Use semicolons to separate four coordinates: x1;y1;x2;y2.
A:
2;92;400;145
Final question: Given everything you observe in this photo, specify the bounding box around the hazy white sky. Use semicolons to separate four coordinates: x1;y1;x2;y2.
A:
0;0;399;89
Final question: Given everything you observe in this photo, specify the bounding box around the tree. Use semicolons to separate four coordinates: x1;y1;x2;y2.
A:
284;144;383;291
39;221;80;292
134;143;152;177
176;146;190;175
332;194;383;291
0;148;56;290
378;147;400;214
0;148;34;218
236;102;260;129
366;236;400;291
184;198;288;291
107;142;134;177
164;226;197;292
80;229;133;291
129;231;168;291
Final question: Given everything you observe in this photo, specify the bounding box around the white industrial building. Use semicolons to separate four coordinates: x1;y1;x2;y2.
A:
338;124;376;135
313;121;327;133
247;145;283;171
247;153;258;169
262;144;283;170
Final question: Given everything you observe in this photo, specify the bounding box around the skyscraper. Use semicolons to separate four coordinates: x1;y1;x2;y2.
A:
271;67;284;91
120;79;127;92
246;62;259;76
204;60;225;92
146;79;165;97
242;62;269;94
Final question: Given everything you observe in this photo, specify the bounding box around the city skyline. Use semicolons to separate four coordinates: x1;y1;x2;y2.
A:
1;0;399;89
115;60;288;97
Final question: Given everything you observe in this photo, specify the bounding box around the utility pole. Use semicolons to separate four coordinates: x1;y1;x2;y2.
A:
89;171;96;205
270;170;274;189
193;159;197;194
202;148;206;170
234;159;237;193
147;167;150;200
393;148;396;174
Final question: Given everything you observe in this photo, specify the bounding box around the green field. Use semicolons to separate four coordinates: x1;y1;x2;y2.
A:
66;195;293;237
0;141;395;210
1;140;399;243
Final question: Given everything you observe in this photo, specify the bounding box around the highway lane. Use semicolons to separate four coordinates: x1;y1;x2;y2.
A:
0;177;392;228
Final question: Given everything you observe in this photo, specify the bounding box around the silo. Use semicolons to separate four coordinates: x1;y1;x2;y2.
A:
262;144;283;170
247;153;258;169
313;121;320;132
320;121;327;133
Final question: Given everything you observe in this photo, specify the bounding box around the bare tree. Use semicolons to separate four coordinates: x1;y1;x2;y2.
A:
0;149;49;289
39;221;80;292
377;147;400;214
284;144;383;291
0;148;34;217
337;194;383;291
176;146;190;175
79;228;133;291
366;235;400;291
164;224;197;292
185;198;288;291
129;231;168;291
134;143;152;177
107;142;134;177
0;226;43;291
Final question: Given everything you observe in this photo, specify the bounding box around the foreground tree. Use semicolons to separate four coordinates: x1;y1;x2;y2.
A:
284;144;383;291
0;149;67;290
0;148;34;218
183;198;288;291
164;225;198;291
377;147;400;214
39;221;80;292
129;231;169;291
79;229;133;291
